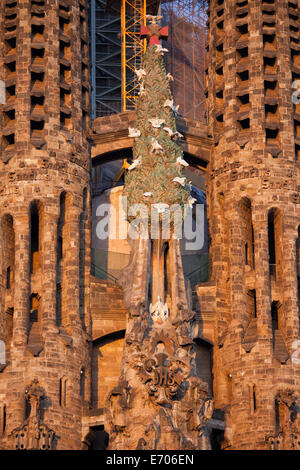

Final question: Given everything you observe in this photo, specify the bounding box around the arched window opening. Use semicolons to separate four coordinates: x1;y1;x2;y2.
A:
268;208;281;281
25;394;31;421
92;150;131;197
271;300;289;363
163;241;170;304
56;193;66;327
253;386;257;411
296;226;300;326
27;293;43;356
275;398;280;432
79;188;88;329
240;198;254;269
194;338;213;396
271;301;279;333
91;151;132;284
80;367;85;399
268;212;276;268
148;241;153;305
181;160;209;290
249;384;257;413
0;405;6;434
248;289;257;318
29;294;39;324
2;214;15;295
92;330;125;409
6;266;11;289
56;283;62;327
30;202;41;274
245;242;249;265
59;377;67;408
242;290;258;353
57;192;66;263
251;224;255;269
89;425;109;450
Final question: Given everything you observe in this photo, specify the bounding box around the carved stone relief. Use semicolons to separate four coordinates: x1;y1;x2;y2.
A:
11;379;55;450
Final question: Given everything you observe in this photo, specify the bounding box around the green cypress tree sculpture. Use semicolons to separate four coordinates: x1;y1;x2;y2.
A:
124;41;192;229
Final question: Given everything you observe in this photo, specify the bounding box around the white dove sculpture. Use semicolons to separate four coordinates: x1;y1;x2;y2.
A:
164;98;173;109
153;203;168;214
172;176;186;187
155;44;169;54
163;98;179;114
128;157;141;171
151;138;163;153
163;127;175;137
135;68;146;81
149;296;169;325
176;131;184;138
176;156;189;167
139;83;146;96
188;196;197;208
128;127;141;138
146;14;162;24
148;118;165;128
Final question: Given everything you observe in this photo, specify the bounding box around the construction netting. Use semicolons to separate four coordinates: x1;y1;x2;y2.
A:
90;0;208;122
161;0;208;122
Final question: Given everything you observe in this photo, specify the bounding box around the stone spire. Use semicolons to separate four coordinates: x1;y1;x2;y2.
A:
105;16;213;451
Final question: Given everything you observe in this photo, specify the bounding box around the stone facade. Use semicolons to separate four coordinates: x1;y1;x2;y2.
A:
0;0;300;451
0;0;91;450
200;0;300;449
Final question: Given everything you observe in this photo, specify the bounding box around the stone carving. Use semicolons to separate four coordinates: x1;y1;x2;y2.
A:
132;380;213;450
266;390;300;450
138;352;188;406
173;377;213;450
266;432;284;450
150;297;169;325
126;315;148;345
11;379;55;450
135;409;181;450
106;380;132;448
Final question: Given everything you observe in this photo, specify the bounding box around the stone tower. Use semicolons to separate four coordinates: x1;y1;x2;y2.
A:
199;0;300;449
0;0;91;449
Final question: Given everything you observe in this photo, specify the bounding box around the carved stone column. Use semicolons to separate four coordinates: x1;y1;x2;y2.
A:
62;201;81;330
281;227;299;347
41;206;59;333
252;213;272;345
12;211;30;347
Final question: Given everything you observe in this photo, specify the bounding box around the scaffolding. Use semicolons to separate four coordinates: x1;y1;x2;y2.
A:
121;0;147;111
90;0;208;120
90;0;122;118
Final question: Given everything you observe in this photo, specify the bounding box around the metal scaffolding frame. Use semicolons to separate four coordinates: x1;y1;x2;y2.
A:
90;0;207;120
90;0;122;118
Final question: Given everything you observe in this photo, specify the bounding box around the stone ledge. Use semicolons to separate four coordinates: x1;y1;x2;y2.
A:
90;112;212;163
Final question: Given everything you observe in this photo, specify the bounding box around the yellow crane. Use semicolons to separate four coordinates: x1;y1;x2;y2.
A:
121;0;147;111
